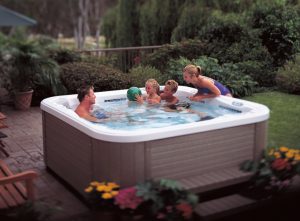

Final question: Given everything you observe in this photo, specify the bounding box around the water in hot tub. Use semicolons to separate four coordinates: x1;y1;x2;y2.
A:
91;99;240;130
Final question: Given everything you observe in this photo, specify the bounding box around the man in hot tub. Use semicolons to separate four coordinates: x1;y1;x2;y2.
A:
75;85;109;122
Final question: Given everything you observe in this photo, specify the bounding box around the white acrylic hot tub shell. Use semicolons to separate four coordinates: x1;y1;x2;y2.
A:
40;86;269;143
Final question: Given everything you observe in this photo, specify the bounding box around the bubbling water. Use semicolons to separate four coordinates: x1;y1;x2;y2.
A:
91;99;240;130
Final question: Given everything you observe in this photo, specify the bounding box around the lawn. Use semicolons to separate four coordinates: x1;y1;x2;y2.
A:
244;91;300;149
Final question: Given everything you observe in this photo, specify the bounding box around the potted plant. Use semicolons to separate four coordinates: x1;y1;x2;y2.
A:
241;146;300;198
6;40;62;110
84;181;119;221
135;179;199;221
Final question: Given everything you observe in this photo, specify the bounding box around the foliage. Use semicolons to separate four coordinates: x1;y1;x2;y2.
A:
171;1;210;43
128;65;166;87
139;0;184;46
166;56;257;97
60;62;131;93
48;48;81;65
2;40;66;103
115;0;140;47
85;181;119;210
276;54;300;94
241;146;300;193
198;11;247;45
249;4;300;66
101;6;118;47
135;179;198;220
143;39;208;73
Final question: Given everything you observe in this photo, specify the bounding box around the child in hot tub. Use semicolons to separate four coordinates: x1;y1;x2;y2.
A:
136;79;161;105
160;80;213;120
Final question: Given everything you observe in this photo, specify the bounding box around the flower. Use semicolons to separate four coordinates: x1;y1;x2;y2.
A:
135;179;199;220
114;186;143;210
84;181;119;210
241;146;300;193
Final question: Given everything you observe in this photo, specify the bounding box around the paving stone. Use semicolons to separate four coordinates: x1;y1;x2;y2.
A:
1;105;89;220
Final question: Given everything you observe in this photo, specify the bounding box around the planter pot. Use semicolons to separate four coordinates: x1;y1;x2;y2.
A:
14;90;33;111
91;209;118;221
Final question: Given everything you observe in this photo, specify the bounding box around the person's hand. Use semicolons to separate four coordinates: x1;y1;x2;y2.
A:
188;96;203;101
135;95;143;104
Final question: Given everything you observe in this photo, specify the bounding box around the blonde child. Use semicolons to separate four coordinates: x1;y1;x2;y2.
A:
136;79;161;104
160;80;179;105
183;64;232;101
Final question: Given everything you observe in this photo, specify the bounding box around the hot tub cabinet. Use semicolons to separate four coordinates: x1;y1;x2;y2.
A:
41;86;269;195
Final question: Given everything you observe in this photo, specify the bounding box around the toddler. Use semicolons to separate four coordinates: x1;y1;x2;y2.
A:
136;79;161;104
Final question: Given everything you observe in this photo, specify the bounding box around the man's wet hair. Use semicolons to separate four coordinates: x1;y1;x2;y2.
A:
77;85;94;102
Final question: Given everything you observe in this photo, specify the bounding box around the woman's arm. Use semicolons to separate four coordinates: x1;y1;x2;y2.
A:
189;78;221;101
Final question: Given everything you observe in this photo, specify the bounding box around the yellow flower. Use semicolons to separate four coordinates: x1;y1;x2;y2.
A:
84;186;93;193
279;146;289;152
102;192;113;199
285;151;294;159
90;181;99;186
294;154;300;161
274;152;281;158
96;185;106;192
107;182;120;189
111;191;119;196
268;149;274;156
103;185;113;192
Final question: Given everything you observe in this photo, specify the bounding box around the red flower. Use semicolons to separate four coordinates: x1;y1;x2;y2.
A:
271;158;291;171
176;202;193;219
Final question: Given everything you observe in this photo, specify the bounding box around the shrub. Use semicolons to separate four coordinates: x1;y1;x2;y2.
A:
198;12;246;45
249;4;300;66
236;60;276;87
276;54;300;94
48;48;81;65
60;62;131;93
128;65;166;87
143;39;208;73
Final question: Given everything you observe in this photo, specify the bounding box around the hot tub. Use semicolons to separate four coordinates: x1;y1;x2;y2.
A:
41;86;269;195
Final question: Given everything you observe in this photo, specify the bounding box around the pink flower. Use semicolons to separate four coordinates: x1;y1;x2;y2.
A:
114;187;143;210
176;202;193;219
271;158;290;171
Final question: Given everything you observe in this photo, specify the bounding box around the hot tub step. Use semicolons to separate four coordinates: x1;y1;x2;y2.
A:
178;166;253;193
195;194;255;220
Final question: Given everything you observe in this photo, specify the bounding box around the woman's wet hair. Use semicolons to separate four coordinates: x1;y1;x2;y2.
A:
183;64;202;77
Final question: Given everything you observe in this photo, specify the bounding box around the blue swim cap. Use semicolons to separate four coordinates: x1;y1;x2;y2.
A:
127;87;142;101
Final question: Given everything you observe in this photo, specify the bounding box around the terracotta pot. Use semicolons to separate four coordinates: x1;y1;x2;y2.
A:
14;90;33;110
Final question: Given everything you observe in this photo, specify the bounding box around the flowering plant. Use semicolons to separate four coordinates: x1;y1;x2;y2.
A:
135;179;199;220
241;146;300;192
84;181;119;210
114;186;144;217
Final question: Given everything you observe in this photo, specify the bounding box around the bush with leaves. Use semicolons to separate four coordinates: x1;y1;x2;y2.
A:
249;4;300;66
276;54;300;94
128;65;166;87
143;39;208;73
60;62;131;94
48;48;81;65
136;179;199;221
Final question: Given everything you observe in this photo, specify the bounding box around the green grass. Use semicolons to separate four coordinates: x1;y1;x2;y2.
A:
244;91;300;149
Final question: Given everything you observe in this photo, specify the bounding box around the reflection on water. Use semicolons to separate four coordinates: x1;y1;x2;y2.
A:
91;100;239;130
